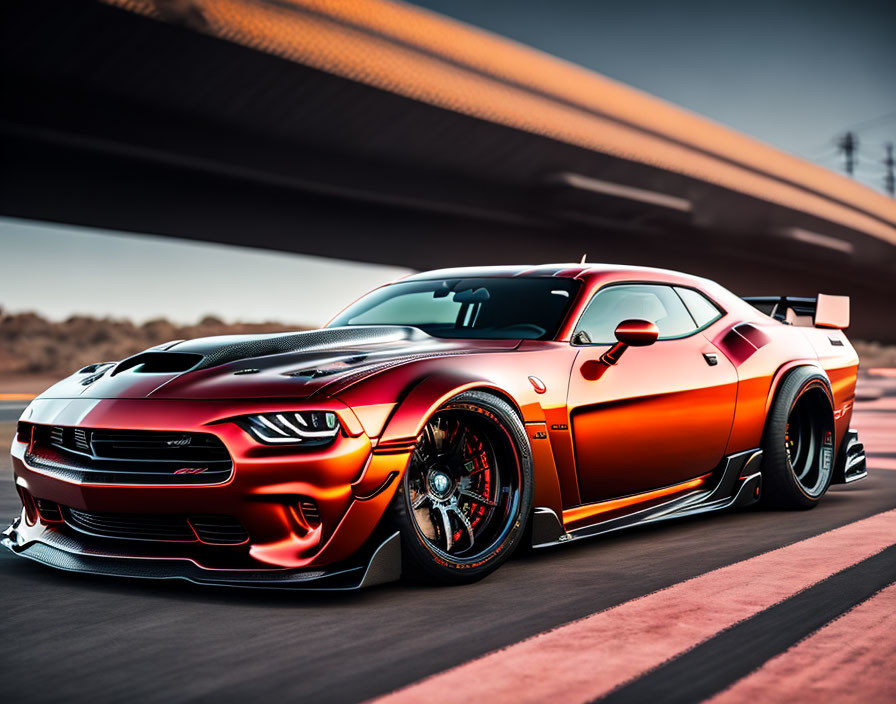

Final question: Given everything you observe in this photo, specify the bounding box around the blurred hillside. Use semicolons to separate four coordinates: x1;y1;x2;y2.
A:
853;340;896;371
0;309;306;377
1;308;893;381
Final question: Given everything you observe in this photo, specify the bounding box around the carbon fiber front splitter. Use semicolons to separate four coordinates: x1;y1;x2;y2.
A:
1;519;402;590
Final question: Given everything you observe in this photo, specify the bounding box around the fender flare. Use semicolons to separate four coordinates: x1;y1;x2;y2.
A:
350;373;530;500
377;371;527;449
764;360;833;415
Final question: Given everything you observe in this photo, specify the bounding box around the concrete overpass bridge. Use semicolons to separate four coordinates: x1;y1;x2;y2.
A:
2;0;895;339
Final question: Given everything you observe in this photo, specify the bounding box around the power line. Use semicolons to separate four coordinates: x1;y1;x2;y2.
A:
804;110;896;164
839;109;896;133
811;152;840;164
804;147;840;161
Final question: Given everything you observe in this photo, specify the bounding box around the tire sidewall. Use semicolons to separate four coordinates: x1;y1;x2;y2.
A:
762;367;835;509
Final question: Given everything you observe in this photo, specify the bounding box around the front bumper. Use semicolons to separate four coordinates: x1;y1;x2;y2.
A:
2;518;401;590
5;397;408;587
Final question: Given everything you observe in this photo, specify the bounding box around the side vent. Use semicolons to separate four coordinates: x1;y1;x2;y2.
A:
733;323;771;349
78;362;115;374
16;422;33;444
298;498;321;527
35;498;63;522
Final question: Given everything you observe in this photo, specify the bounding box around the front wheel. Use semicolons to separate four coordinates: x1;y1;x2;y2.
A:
761;368;836;509
387;390;533;585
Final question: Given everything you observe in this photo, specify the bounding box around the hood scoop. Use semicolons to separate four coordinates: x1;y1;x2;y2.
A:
112;352;204;375
115;326;431;376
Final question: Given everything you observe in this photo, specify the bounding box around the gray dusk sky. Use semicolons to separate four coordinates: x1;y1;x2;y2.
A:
0;218;412;326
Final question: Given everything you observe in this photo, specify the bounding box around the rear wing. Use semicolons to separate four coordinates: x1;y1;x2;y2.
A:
742;294;849;329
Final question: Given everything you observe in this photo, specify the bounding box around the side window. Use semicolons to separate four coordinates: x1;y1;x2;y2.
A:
574;284;698;344
674;287;723;328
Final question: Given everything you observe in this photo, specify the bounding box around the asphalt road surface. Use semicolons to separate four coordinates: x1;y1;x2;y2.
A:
1;384;894;704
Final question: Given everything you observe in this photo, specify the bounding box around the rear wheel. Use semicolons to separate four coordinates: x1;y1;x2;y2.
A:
761;368;836;509
388;391;533;585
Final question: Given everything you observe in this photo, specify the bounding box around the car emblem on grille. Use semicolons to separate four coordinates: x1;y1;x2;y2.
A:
173;467;208;474
166;436;191;447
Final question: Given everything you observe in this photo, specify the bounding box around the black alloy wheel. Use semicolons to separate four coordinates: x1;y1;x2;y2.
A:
388;391;533;584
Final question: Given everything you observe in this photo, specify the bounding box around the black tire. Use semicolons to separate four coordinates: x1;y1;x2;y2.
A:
387;390;534;585
761;367;836;509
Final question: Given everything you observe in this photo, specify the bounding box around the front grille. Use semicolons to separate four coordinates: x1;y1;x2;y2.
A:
189;515;250;545
61;507;248;544
28;425;233;485
89;429;230;462
48;427;229;462
64;507;196;541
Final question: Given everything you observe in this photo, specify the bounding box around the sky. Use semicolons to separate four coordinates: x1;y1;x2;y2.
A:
413;0;896;191
2;0;892;325
0;218;411;326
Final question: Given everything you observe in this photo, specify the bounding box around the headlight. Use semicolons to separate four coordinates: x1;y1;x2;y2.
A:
238;411;340;446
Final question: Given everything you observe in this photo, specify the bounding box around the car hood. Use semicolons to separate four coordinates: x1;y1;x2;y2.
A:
38;326;519;401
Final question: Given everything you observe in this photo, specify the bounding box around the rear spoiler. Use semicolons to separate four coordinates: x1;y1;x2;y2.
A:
742;294;849;329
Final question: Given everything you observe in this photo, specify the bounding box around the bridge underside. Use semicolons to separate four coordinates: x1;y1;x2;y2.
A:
2;0;894;340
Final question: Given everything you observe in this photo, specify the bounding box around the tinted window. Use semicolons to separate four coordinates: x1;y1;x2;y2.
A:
328;277;579;340
343;291;459;325
674;287;723;327
574;284;697;343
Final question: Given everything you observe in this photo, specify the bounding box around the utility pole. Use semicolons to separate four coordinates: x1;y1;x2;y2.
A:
885;142;895;197
837;132;859;176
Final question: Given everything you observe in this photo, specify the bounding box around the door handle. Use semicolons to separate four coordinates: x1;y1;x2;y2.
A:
703;352;719;366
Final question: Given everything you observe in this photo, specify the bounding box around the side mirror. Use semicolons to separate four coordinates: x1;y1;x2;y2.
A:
600;319;659;365
614;319;660;347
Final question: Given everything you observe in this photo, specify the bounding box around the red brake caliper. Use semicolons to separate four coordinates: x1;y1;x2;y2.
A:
454;433;491;544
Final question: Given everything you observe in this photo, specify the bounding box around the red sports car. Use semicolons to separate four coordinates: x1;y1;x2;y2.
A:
4;264;866;587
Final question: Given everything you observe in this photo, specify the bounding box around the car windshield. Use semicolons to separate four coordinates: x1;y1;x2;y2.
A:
328;277;580;340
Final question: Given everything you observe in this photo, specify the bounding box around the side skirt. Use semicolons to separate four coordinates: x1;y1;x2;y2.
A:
529;449;763;549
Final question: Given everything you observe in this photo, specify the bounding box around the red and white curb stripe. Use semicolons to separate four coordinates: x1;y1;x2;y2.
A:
710;581;896;703
372;509;896;704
